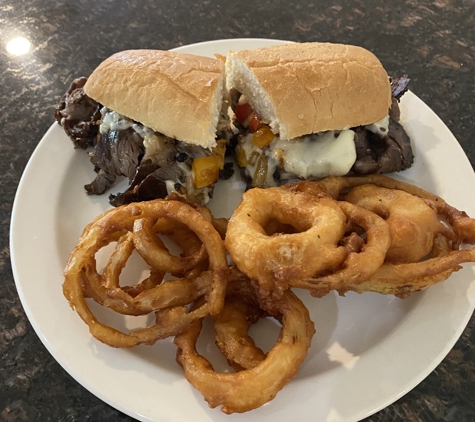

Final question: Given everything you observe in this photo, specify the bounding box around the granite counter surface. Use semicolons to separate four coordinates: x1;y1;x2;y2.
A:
1;0;474;420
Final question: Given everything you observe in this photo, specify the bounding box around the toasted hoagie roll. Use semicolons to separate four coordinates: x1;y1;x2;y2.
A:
56;50;233;205
225;42;413;188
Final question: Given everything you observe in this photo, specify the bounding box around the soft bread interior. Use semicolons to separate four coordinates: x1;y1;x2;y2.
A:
209;76;226;143
226;55;284;137
226;43;392;141
84;50;225;149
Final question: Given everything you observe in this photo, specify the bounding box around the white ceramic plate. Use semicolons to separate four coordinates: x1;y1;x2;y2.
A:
10;39;475;422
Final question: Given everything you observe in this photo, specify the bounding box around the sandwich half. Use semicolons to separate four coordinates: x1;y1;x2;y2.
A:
55;49;232;206
225;42;414;188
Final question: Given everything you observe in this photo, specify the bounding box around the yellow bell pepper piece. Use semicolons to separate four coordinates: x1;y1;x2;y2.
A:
192;156;219;189
252;125;275;149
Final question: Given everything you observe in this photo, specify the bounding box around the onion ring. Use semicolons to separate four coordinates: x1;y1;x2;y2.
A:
291;201;391;297
101;232;166;295
133;217;207;274
437;202;475;246
344;184;454;263
229;176;475;299
174;279;315;414
287;176;475;297
315;174;444;201
63;199;228;347
213;268;267;371
225;187;349;305
343;248;475;298
80;222;210;316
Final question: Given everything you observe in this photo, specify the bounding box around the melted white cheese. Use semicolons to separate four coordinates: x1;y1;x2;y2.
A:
141;131;164;162
240;129;357;183
99;108;134;134
165;180;177;195
365;115;390;137
270;130;356;179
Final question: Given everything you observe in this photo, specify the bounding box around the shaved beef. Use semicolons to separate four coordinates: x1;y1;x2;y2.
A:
90;128;144;179
85;127;144;195
85;172;115;195
55;79;224;206
85;116;216;204
351;117;413;175
389;98;402;122
350;75;413;175
108;163;166;206
387;117;414;168
351;128;381;174
389;75;411;122
54;77;101;149
390;75;411;100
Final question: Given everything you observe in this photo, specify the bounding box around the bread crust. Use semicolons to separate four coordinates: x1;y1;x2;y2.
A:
84;50;224;149
227;42;392;140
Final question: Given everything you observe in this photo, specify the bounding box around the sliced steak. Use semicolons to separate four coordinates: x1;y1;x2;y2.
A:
351;118;413;175
54;77;101;149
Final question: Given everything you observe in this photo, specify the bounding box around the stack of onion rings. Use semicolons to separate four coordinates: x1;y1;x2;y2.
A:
174;267;315;414
63;197;229;348
225;187;352;307
226;175;475;300
225;184;392;302
63;175;475;414
63;197;316;413
299;176;475;297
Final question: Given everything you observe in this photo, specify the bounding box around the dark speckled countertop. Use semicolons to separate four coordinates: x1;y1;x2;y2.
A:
1;0;475;421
